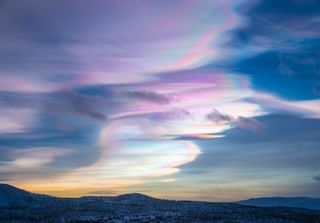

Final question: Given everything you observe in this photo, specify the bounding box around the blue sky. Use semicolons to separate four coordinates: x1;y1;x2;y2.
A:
0;0;319;200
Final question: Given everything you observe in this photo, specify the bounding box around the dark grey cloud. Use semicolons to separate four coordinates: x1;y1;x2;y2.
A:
237;116;263;132
64;91;107;121
314;175;320;182
195;114;320;170
206;109;232;123
225;114;320;142
0;91;43;108
206;109;263;132
0;89;108;133
120;90;171;104
178;114;320;197
45;91;107;121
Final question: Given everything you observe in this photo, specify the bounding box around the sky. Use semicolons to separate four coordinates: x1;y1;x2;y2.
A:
0;0;319;201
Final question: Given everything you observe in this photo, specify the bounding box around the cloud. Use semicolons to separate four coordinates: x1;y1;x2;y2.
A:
314;175;320;182
0;147;74;182
237;116;263;132
45;91;107;121
120;90;171;104
160;178;176;183
3;147;72;169
206;108;263;132
0;91;43;108
63;91;107;121
32;119;201;194
87;190;116;195
206;109;233;123
168;133;224;140
0;107;37;134
247;93;320;118
0;0;246;94
224;114;320;143
0;178;8;182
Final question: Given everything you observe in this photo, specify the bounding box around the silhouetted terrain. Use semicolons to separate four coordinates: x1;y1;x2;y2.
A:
238;197;320;210
1;184;320;223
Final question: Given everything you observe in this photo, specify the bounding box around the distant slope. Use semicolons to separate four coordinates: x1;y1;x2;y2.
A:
0;183;36;207
0;183;55;208
237;197;320;210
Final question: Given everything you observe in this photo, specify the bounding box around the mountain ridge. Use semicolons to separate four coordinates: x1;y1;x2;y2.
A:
1;184;320;222
1;183;320;209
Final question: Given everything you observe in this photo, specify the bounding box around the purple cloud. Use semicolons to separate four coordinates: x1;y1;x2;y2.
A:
120;90;171;104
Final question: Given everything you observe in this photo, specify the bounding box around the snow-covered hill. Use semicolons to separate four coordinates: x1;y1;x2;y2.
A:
0;184;41;208
0;184;320;223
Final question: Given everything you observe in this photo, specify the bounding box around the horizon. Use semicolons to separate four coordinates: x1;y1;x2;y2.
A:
0;0;319;202
1;183;320;203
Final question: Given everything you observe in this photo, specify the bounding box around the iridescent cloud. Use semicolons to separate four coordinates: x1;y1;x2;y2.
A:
0;0;319;199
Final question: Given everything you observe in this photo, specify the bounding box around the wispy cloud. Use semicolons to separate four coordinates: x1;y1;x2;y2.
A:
9;148;71;168
247;93;320;118
0;107;37;134
120;90;171;104
0;147;73;182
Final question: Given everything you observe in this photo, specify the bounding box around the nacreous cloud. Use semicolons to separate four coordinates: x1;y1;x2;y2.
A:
0;0;319;199
0;0;245;92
